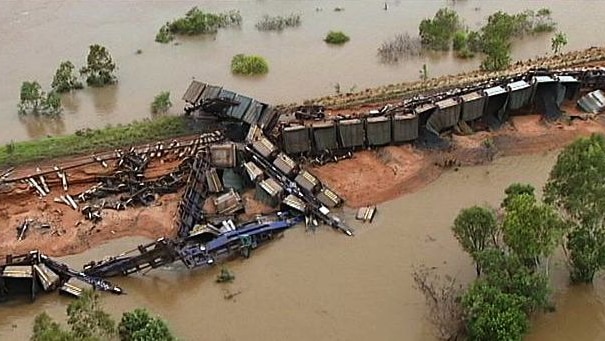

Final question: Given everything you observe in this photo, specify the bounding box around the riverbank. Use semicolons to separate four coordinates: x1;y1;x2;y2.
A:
0;115;202;167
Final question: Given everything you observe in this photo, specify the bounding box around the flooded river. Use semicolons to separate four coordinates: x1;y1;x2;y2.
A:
2;1;605;143
1;151;604;340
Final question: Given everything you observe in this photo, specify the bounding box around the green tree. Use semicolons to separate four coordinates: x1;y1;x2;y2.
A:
18;81;62;116
151;91;172;114
462;281;529;341
51;61;83;93
32;312;75;341
545;134;605;283
31;290;176;341
66;291;116;340
118;309;175;341
80;44;117;87
501;183;535;209
551;31;567;54
476;248;551;313
418;8;461;51
452;206;499;275
19;81;44;114
502;193;565;271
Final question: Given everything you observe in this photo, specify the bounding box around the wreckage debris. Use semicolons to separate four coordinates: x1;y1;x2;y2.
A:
0;251;122;302
9;64;605;306
356;206;377;223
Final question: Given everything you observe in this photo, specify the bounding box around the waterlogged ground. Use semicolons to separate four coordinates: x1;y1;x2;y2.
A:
2;0;605;143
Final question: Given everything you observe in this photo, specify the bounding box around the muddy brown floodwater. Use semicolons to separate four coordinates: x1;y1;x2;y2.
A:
1;151;603;340
2;1;605;143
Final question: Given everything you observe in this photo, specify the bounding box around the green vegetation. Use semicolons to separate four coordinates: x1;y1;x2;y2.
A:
18;81;61;117
418;8;461;51
551;31;568;54
230;54;269;75
255;13;301;31
452;206;498;275
324;31;350;45
151;91;172;114
418;7;557;70
51;61;83;93
216;267;235;283
32;291;175;341
80;44;117;87
155;24;174;43
418;182;560;340
419;64;429;82
477;9;557;71
545;134;605;283
0;115;195;167
119;309;176;341
502;192;565;271
462;280;529;341
156;6;242;43
417;134;605;339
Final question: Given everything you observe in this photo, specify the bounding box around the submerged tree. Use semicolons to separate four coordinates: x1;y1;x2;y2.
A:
462;281;529;341
80;44;117;87
18;81;61;116
502;193;565;273
452;206;499;275
418;8;461;51
412;265;465;340
51;61;83;93
545;134;605;283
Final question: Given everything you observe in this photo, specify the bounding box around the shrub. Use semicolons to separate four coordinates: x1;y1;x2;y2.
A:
165;7;241;36
324;31;350;45
377;33;422;63
151;91;172;114
155;24;174;43
230;54;269;75
255;13;301;31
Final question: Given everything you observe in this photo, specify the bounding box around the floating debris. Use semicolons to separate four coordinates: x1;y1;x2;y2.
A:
356;206;377;223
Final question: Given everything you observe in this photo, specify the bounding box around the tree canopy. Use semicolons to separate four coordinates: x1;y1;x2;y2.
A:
545;134;605;283
51;61;83;93
80;44;117;87
502;193;565;269
418;8;461;51
31;291;175;341
452;206;498;275
18;81;61;116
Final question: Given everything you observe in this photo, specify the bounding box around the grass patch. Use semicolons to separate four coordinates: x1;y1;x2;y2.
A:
230;54;269;75
0;115;197;167
151;91;172;114
255;13;301;31
324;31;350;45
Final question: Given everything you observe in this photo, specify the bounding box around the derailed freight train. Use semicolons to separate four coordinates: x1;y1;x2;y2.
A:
183;67;605;157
